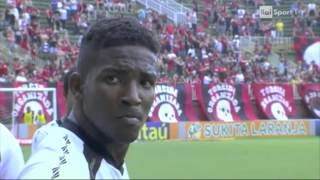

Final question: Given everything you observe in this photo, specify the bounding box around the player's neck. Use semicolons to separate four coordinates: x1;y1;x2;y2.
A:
69;107;129;169
105;143;129;170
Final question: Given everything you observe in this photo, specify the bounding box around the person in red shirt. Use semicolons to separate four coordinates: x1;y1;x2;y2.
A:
0;63;9;80
165;23;175;35
19;32;29;51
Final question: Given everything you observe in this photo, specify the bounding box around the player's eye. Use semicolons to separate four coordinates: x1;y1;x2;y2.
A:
140;79;155;89
104;75;120;85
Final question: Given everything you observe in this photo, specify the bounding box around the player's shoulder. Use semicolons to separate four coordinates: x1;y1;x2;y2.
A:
19;147;90;179
0;123;19;148
32;120;60;142
34;125;84;153
0;123;24;179
20;126;89;179
0;123;13;137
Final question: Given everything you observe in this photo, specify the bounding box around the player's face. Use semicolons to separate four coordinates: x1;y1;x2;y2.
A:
82;45;157;143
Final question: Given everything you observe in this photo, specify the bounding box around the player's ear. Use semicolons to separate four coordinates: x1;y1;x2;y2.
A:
69;72;82;100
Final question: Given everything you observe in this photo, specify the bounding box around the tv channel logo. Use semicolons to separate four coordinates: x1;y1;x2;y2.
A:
260;5;273;18
260;6;292;19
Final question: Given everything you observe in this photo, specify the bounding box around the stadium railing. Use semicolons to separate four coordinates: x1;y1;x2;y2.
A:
137;0;188;25
239;36;293;48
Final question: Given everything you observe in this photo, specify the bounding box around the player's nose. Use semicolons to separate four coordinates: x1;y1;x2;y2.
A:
121;81;142;106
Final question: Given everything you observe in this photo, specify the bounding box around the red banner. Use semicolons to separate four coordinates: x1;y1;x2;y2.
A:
252;83;298;120
1;82;319;123
195;83;257;122
298;83;320;118
148;83;197;122
293;36;320;65
0;82;66;124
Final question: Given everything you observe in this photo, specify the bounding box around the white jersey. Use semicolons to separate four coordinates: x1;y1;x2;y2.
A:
32;120;61;154
19;121;130;179
0;123;24;179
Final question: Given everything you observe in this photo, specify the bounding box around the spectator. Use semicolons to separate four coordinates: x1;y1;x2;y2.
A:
203;70;212;85
275;19;284;37
307;2;316;16
15;70;28;82
235;69;245;84
0;63;9;82
58;5;68;31
191;9;197;34
0;0;318;85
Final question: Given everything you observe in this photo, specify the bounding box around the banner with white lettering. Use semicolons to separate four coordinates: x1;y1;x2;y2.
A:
252;83;298;120
183;120;310;140
12;82;57;124
148;83;197;122
195;83;257;121
298;83;320;118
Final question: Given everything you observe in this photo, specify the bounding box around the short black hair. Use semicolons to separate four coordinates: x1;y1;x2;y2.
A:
77;17;160;78
63;67;76;97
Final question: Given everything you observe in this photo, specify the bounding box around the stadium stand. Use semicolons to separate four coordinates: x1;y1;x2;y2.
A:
0;0;319;85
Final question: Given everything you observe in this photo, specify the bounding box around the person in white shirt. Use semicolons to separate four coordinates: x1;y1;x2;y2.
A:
203;71;212;85
59;6;68;30
19;17;160;179
307;3;316;16
15;70;28;82
0;123;24;179
237;8;245;19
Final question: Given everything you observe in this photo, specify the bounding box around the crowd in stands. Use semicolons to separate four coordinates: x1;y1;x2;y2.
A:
0;0;319;85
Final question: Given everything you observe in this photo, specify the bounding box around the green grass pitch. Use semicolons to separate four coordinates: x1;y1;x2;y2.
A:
22;137;320;179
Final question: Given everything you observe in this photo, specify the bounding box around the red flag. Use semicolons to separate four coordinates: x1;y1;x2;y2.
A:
298;83;320;118
195;82;257;121
148;83;197;122
252;83;298;120
293;36;320;65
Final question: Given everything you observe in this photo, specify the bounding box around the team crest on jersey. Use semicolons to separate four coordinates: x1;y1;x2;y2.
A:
260;85;292;120
207;84;240;122
148;85;182;123
304;91;320;117
12;83;53;121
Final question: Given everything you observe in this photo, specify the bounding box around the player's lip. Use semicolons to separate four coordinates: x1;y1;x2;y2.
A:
117;114;143;125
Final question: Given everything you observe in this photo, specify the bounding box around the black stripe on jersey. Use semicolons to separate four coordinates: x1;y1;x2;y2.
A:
51;135;71;179
83;145;102;179
61;119;123;175
56;119;62;126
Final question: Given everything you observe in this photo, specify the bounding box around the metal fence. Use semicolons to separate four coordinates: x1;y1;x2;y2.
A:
239;36;293;49
137;0;191;25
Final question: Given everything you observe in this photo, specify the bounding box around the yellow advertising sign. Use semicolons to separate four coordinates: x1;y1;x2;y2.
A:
184;120;310;140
